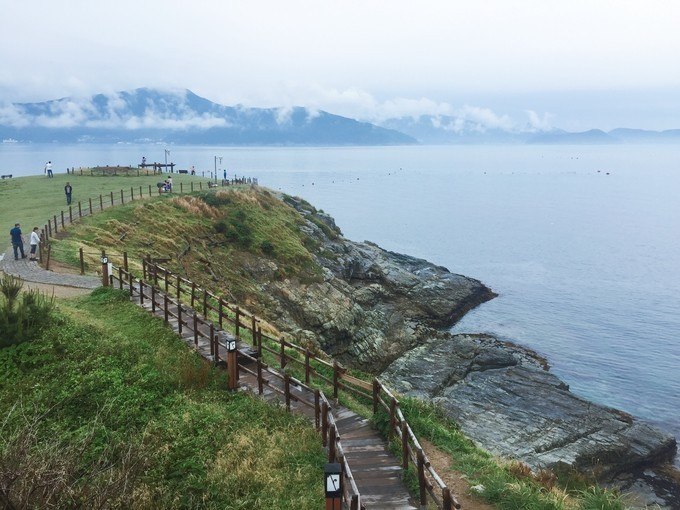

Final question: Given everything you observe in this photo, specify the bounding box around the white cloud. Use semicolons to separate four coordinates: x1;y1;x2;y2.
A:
525;110;554;132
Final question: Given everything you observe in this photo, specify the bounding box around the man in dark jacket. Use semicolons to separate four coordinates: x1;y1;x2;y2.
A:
10;223;26;260
64;182;73;205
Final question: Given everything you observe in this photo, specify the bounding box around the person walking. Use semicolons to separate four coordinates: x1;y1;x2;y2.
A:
29;227;41;261
64;182;73;205
10;223;26;260
45;161;53;177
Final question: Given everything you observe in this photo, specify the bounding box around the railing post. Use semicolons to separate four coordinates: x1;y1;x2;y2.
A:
333;362;339;399
79;247;84;274
228;347;237;390
191;282;196;308
139;280;144;305
47;218;52;237
38;236;43;264
280;336;286;369
118;266;123;290
251;315;256;346
142;258;147;280
257;327;262;357
164;269;169;293
151;285;156;312
314;389;320;430
88;197;93;215
305;348;311;384
53;215;58;233
284;373;291;412
164;294;169;323
442;487;454;510
60;210;64;227
123;251;128;272
193;313;198;346
329;426;337;463
214;332;219;364
210;323;215;357
257;357;263;394
350;494;359;510
178;303;182;334
389;398;397;441
101;254;109;287
120;189;124;204
176;274;181;300
218;299;223;329
110;191;114;205
235;306;240;339
373;378;380;414
46;244;51;270
322;401;328;447
417;448;427;509
401;421;409;469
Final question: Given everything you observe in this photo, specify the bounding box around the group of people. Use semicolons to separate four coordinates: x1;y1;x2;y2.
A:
160;176;173;192
9;224;41;261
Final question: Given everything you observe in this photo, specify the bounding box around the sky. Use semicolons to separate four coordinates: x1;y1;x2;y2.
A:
1;0;679;131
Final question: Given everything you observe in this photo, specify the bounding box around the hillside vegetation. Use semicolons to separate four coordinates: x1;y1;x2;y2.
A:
0;287;325;509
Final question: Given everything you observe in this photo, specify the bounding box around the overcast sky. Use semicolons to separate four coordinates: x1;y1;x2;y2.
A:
1;0;679;130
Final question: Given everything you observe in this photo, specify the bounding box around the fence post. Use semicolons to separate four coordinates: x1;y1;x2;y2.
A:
373;379;379;414
228;347;237;390
53;215;58;233
235;307;240;339
350;495;359;510
314;389;320;430
131;187;134;200
139;185;142;198
417;448;427;509
329;426;336;463
257;327;262;357
148;184;152;196
139;280;144;305
321;401;328;447
101;256;109;287
164;294;169;323
110;191;114;205
280;337;286;369
193;313;198;346
79;247;84;274
47;219;52;237
46;244;51;270
180;182;183;193
401;421;409;469
142;258;147;280
257;357;263;394
333;362;339;399
284;374;291;412
88;197;93;215
99;194;103;211
164;269;169;293
305;349;310;384
123;251;128;272
251;315;256;346
210;323;215;357
61;211;64;228
121;189;124;204
389;398;397;441
442;487;454;510
178;303;182;334
118;266;123;290
69;205;73;223
218;299;223;329
151;285;156;312
203;289;207;316
214;332;219;364
191;282;196;308
38;236;43;264
176;274;181;301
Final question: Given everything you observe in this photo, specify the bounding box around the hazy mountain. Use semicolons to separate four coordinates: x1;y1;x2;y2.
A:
526;129;620;145
607;128;680;143
0;88;416;145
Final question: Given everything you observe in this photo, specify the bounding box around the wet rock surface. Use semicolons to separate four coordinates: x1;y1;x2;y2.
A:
382;334;678;507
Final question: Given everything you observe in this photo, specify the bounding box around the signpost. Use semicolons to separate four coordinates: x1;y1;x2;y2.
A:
227;338;237;390
101;255;109;287
325;463;342;510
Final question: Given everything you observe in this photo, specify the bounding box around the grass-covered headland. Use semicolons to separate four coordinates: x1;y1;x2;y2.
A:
0;286;325;509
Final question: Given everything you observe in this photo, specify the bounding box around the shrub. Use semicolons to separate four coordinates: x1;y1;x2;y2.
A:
260;240;275;256
0;275;55;348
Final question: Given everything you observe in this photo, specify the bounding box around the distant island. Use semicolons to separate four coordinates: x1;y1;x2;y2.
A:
1;87;679;145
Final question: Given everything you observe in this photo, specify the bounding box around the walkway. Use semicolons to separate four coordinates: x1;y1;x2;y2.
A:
0;246;101;289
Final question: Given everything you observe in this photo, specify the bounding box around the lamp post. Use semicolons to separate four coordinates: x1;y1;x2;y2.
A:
214;156;222;182
164;149;171;173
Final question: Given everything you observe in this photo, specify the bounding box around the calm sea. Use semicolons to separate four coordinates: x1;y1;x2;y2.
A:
3;143;679;460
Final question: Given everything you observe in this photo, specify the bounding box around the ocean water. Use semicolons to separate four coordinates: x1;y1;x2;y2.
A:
3;143;679;460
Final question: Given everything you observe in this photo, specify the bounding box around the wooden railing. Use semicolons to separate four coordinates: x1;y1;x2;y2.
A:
140;261;460;510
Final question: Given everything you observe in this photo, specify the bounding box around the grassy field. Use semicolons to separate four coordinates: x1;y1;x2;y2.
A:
0;172;210;241
0;287;326;509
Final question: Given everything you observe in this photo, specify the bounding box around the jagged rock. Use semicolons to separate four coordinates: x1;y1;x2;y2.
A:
382;334;677;481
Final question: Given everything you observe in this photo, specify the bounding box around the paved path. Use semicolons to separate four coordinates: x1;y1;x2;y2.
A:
0;246;101;289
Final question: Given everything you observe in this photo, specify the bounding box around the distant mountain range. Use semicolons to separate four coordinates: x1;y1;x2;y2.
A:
0;88;415;145
1;88;678;145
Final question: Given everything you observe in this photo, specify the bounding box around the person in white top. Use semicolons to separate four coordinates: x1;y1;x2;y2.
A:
29;227;41;261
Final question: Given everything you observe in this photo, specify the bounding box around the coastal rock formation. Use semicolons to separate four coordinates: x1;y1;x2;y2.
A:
381;333;677;481
259;195;496;370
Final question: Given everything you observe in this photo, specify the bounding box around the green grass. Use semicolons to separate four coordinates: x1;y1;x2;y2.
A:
0;288;325;509
0;172;210;238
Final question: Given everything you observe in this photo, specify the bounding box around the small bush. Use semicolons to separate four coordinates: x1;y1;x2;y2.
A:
199;192;231;208
214;220;228;234
0;275;55;348
260;240;275;256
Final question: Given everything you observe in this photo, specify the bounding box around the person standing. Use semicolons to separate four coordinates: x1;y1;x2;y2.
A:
64;182;73;205
10;223;26;260
29;227;41;261
223;169;227;181
45;161;53;177
166;175;173;192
